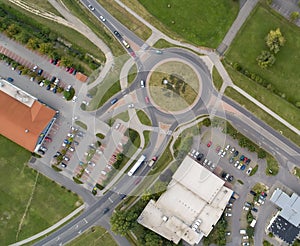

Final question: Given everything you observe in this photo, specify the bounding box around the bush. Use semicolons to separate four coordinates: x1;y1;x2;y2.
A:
73;177;83;184
96;133;105;139
257;148;267;159
52;164;62;172
96;183;104;190
250;165;258;176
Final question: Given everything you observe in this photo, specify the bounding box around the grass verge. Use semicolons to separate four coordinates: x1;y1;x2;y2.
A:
266;154;279;176
0;136;82;245
250;164;258;176
136;110;152;126
97;0;151;40
67;226;117;246
75;120;88;130
22;0;62;16
122;0;239;48
127;64;137;84
212;66;223;91
143;130;151;149
224;86;300;146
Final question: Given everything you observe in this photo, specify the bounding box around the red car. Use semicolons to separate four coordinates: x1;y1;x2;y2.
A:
130;51;136;58
45;136;52;142
69;67;75;74
207;141;212;147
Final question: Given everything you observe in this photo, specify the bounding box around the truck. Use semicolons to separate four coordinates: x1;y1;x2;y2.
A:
148;156;158;167
231;192;240;200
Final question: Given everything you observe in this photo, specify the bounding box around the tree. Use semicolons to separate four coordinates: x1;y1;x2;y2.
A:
110;210;134;236
239;137;249;148
257;148;267;159
265;28;285;54
39;43;53;55
296;102;300;108
290;11;300;22
5;23;20;38
27;38;39;50
144;231;163;246
256;50;276;69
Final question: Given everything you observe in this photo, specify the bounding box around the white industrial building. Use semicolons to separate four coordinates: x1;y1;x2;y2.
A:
137;155;233;245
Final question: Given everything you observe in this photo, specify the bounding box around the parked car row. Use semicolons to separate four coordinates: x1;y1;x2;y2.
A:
49;58;78;76
189;149;216;171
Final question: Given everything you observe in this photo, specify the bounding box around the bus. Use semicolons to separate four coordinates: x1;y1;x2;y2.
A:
128;155;146;176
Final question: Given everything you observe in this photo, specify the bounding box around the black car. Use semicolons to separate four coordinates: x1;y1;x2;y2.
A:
252;207;258;212
46;84;51;90
245;159;251;165
221;171;227;179
38;149;45;155
103;207;110;214
197;153;204;161
250;190;257;196
233;150;239;157
228;175;234;182
114;30;121;37
50;76;56;83
120;194;126;199
37;69;43;75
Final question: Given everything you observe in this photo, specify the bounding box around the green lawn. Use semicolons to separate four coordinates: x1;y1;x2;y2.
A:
138;0;239;48
224;86;300;146
136;110;152;126
293;167;300;179
266;154;279;176
97;0;152;41
143;131;151;149
127;64;137;85
67;226;117;246
0;136;82;245
226;3;300;105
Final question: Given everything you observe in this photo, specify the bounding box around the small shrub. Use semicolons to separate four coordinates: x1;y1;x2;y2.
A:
73;177;83;184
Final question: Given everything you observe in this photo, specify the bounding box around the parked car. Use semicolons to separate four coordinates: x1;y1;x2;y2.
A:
246;167;252;175
207;141;212;147
233;150;239;157
225;213;232;217
45;136;52;142
245;158;251;165
111;98;118;104
225;232;231;236
252;207;258;212
103;207;110;214
61;163;67;168
120;194;126;199
40;146;47;152
228;175;234;182
38;149;45;155
229;157;234;164
221;150;227;158
241;164;246;171
7;77;14;82
63;156;70;161
37;69;43;75
225;144;230;151
234;160;240;167
216;145;221;153
240;155;245;161
230;147;235;153
197;153;204;161
250;190;257;196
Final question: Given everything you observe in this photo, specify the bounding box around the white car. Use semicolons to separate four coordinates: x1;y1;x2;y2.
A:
82;100;89;106
191;149;196;156
99;15;106;22
115;123;121;129
221;150;227;158
67;133;74;138
234;160;240;167
194;151;200;159
72;96;78;102
207;161;212;166
243;206;249;211
63;156;70;161
128;104;134;108
68;146;74;152
225;213;232;217
203;159;208;165
39;81;44;87
246;167;252;175
88;4;95;11
85;168;91;174
218;149;223;156
40;146;47;152
225;144;230;151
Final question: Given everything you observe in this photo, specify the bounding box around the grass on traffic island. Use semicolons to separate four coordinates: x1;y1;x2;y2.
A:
149;61;199;112
67;226;117;246
212;66;223;91
0;136;82;245
265;154;279;176
136;110;152;126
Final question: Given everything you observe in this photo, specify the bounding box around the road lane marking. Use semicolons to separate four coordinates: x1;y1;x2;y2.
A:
83;218;88;224
109;197;114;203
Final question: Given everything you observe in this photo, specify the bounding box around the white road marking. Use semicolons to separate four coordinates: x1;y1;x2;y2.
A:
83;218;88;224
109;197;114;203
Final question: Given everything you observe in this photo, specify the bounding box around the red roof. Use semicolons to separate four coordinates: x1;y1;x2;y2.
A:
0;91;55;151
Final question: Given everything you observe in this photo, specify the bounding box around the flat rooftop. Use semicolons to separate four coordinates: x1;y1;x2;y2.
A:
137;155;233;245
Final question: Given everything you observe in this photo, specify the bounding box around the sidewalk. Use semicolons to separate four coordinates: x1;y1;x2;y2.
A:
10;204;85;246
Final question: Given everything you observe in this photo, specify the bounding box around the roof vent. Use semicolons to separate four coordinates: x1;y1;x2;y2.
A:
162;215;168;222
25;129;29;133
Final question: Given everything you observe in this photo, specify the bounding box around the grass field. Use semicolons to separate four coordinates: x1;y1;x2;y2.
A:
67;226;117;246
266;154;279;176
136;110;152;126
97;0;151;41
0;136;82;245
149;61;199;111
135;0;239;48
226;3;300;105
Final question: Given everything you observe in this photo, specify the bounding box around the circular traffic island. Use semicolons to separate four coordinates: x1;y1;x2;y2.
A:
148;60;200;112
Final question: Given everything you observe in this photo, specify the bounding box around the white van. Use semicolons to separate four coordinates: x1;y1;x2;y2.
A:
140;80;145;87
